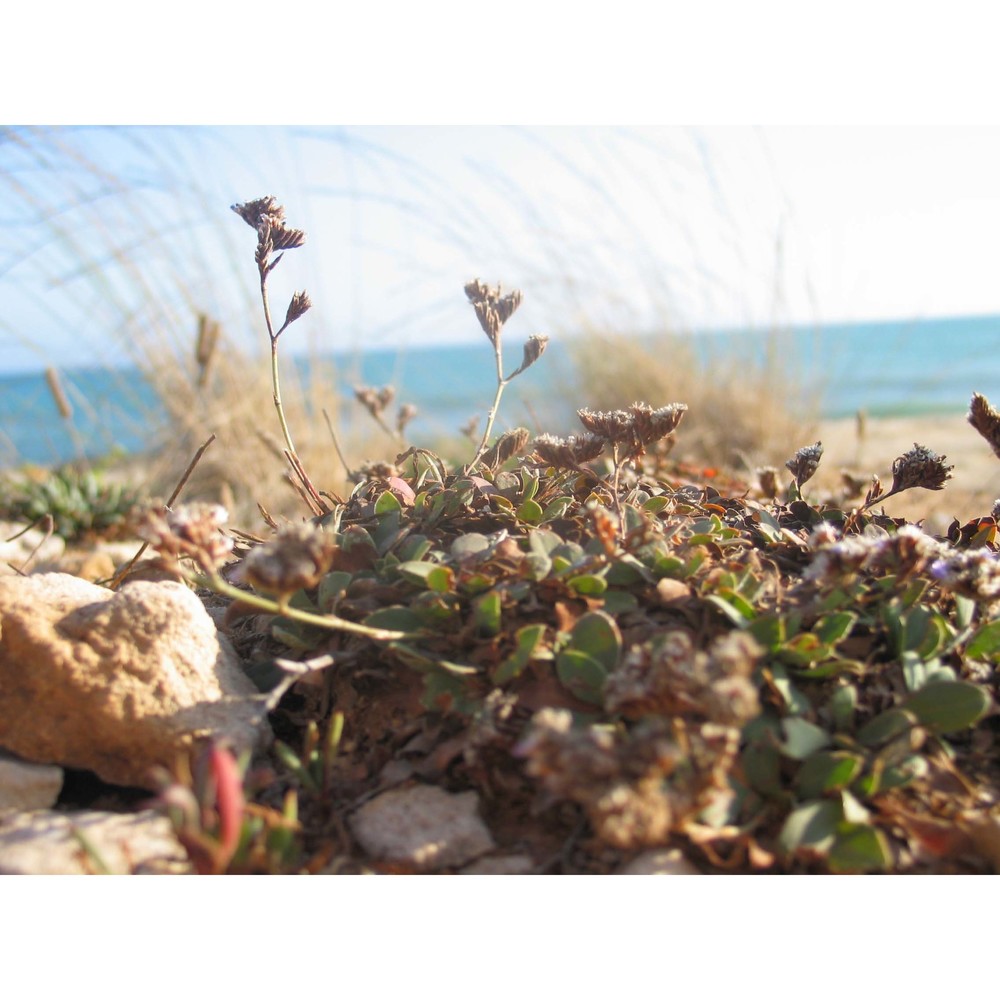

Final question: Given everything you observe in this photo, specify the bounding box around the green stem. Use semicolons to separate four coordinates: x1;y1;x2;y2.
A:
196;571;414;642
261;270;298;461
468;343;507;472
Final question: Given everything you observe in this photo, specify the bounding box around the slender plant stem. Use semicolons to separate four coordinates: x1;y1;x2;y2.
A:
261;269;298;462
468;343;508;472
196;570;415;643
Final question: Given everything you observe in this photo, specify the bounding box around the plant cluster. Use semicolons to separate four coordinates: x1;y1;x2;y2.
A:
131;197;1000;873
0;465;142;542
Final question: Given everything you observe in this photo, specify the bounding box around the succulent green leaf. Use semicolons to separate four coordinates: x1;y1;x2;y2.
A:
780;717;832;760
567;573;609;596
517;499;544;525
828;823;891;873
602;590;639;615
779;799;842;854
541;497;574;522
450;533;491;559
374;490;403;515
472;591;502;637
857;708;917;748
815;611;857;646
965;619;1000;660
317;571;353;612
492;623;546;684
796;751;864;798
362;606;424;632
569;611;622;672
901;681;991;733
828;684;858;731
555;649;608;705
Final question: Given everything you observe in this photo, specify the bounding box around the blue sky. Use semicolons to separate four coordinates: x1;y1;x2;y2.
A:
3;125;1000;373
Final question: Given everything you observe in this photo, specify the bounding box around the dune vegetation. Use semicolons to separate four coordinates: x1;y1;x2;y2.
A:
2;131;999;874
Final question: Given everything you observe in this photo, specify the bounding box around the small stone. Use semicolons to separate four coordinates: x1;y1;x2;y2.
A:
619;848;701;875
0;750;63;811
460;854;535;875
0;809;190;874
349;784;495;871
0;573;271;789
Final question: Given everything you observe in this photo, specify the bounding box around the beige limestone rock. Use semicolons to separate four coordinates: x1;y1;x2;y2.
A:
350;784;495;871
0;750;63;811
0;808;190;874
0;573;270;789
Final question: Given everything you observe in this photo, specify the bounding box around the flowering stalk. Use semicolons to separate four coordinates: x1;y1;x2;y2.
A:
463;280;547;473
232;197;311;470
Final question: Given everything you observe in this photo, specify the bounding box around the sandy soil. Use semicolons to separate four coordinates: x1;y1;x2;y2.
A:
815;410;1000;531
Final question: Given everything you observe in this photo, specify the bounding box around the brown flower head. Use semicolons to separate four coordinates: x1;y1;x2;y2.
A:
509;334;549;377
464;279;523;346
756;466;779;499
577;402;687;459
969;392;1000;460
354;384;395;418
532;432;606;469
480;427;531;470
135;503;233;573
889;443;953;494
930;549;1000;601
785;441;823;488
231;196;284;229
284;290;312;327
238;522;337;597
396;403;418;435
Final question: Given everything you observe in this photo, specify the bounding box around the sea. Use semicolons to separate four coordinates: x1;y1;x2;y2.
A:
3;313;1000;469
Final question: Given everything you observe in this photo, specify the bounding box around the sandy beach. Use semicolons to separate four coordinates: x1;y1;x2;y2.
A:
817;410;1000;530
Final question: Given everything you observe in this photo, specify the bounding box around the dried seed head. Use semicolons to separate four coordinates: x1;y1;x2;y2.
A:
576;402;687;459
481;427;531;470
930;549;1000;601
135;503;233;573
510;334;549;377
969;392;1000;460
785;441;823;488
284;290;312;326
238;522;337;596
890;443;953;494
532;432;606;469
756;466;779;498
352;460;401;483
354;385;394;418
396;403;418;435
231;196;284;229
464;279;523;346
992;499;1000;520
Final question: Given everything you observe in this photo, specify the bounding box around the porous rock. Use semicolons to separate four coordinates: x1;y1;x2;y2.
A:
0;573;270;789
0;750;63;811
0;809;190;874
350;783;495;871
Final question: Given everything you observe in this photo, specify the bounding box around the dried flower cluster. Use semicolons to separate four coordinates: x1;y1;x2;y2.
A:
136;503;233;573
237;522;338;597
515;709;680;849
464;280;523;347
576;402;688;460
354;385;395;419
231;196;306;276
969;392;1000;460
889;444;954;494
480;427;531;470
531;432;606;470
785;441;823;489
804;522;970;587
930;549;1000;601
604;631;761;726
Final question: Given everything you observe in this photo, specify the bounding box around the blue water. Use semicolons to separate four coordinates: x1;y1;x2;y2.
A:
3;314;1000;468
